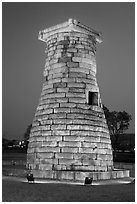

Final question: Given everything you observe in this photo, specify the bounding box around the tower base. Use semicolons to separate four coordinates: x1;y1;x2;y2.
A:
31;169;130;183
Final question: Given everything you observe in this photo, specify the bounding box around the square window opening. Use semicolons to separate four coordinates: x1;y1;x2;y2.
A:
88;91;98;106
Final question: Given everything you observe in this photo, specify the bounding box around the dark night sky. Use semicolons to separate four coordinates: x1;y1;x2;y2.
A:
2;2;135;140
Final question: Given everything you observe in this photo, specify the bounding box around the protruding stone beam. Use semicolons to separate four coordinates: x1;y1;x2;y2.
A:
38;18;102;43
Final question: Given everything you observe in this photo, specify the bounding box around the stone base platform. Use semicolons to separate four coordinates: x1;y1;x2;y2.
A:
2;167;130;183
32;169;130;183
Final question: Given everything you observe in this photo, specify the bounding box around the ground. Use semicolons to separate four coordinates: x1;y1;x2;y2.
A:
2;151;135;202
2;179;135;202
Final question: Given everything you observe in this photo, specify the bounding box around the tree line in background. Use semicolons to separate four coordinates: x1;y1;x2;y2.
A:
103;105;132;157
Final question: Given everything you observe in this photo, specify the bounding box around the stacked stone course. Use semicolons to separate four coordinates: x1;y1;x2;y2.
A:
27;19;121;181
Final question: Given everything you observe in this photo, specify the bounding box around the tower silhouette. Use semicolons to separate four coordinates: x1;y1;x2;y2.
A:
27;19;129;181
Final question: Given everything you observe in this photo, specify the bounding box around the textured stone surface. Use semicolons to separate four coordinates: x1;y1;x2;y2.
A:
27;19;115;180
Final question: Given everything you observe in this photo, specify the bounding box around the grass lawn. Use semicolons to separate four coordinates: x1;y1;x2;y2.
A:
2;179;135;202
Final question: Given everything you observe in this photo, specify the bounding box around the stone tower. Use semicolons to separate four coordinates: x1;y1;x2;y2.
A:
27;19;129;181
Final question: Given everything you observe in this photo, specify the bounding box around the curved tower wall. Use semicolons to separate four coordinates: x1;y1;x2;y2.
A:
27;19;113;179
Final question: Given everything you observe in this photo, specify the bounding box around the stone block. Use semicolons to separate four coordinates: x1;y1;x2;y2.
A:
51;124;66;130
106;149;113;155
57;87;69;92
49;67;68;75
40;103;60;110
39;164;53;170
70;67;90;75
29;141;42;148
94;166;107;172
60;103;76;108
72;56;82;62
122;170;130;177
67;82;85;88
61;147;79;153
30;135;47;142
45;136;63;141
62;77;76;83
66;93;85;98
98;172;111;180
58;56;72;63
54;108;71;114
35;109;53;116
31;125;51;132
57;36;65;41
36;147;60;153
40;98;57;104
69;88;85;94
76;104;90;110
41;93;65;99
97;154;113;161
56;45;64;49
50;62;66;69
33;170;54;179
67;48;77;52
94;149;108;155
67;113;85;119
79;147;96;154
64;136;83;141
78;49;89;54
100;137;111;144
53;53;62;58
49;113;67;119
55;152;73;159
53;82;67;88
74;165;95;171
69;72;87;79
40;158;58;165
47;50;54;57
100;160;112;167
79;62;92;69
56;171;74;180
75;44;85;49
48;78;62;84
48;73;63;80
71;119;89;126
56;98;69;103
42;141;58;147
59;141;81;147
81;58;93;64
110;171;117;179
53;164;63;170
49;58;58;65
82;158;98;166
30;131;41;137
27;153;36;163
71;130;88;136
58;158;75;165
81;142;97;148
41;131;52;136
69;98;86;103
52;130;70;136
67;62;79;68
53;119;73;124
54;49;63;54
37;152;55;159
73;153;97;160
76;78;97;85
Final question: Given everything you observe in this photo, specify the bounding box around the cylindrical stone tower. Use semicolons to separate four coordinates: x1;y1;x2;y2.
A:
27;19;115;181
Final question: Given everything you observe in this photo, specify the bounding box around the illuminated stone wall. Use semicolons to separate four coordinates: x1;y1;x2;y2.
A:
27;19;114;179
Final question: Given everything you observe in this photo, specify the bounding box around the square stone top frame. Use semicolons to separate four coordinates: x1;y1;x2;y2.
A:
38;18;102;44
